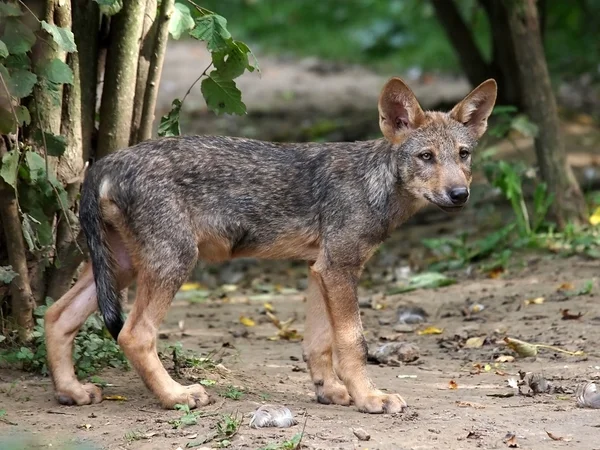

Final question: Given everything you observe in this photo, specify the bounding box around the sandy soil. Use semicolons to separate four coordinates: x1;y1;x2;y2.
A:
1;210;600;450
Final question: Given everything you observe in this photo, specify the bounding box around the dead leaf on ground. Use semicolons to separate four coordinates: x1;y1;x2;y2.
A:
576;382;600;409
456;400;485;409
487;392;515;398
503;433;519;448
496;355;515;363
180;282;204;292
103;395;127;401
249;404;297;428
239;316;256;327
545;430;571;442
557;282;575;291
524;296;545;306
417;326;443;336
448;380;458;390
266;311;302;341
504;337;584;357
561;309;584;320
488;267;504;279
464;337;485;349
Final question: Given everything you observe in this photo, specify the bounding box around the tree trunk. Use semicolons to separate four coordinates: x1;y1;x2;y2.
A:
430;0;493;88
138;0;174;142
130;0;158;145
506;0;587;227
0;138;35;340
478;0;523;108
97;0;146;158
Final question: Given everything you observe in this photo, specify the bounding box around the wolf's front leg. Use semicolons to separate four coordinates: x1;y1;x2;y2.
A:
303;265;351;406
310;263;407;414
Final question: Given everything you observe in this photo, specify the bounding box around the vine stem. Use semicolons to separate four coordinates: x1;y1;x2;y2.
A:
0;69;21;191
17;0;41;22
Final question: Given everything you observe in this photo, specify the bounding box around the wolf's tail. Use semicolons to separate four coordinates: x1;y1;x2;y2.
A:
79;175;123;340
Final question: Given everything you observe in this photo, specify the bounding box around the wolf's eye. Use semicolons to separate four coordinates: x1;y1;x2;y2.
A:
420;152;432;161
459;148;471;159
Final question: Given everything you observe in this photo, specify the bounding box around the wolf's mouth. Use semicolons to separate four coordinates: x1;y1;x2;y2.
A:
424;195;466;213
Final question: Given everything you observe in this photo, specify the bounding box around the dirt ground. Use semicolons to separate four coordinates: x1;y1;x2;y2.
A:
1;210;600;450
2;42;600;450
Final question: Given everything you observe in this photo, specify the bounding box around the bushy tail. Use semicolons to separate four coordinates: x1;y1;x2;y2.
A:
79;177;123;340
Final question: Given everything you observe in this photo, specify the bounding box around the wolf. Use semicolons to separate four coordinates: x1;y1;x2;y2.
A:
44;77;497;414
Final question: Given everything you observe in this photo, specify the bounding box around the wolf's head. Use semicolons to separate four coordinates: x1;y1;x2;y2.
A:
378;77;497;212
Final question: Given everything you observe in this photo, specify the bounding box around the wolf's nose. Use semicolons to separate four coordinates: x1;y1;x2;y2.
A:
448;187;469;205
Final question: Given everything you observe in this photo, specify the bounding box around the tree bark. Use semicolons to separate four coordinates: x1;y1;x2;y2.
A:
71;0;100;163
430;0;493;88
130;0;158;145
478;0;523;108
506;0;587;227
97;0;146;158
0;138;35;340
138;0;174;142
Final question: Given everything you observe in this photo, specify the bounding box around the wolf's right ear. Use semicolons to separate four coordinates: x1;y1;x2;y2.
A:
378;77;425;144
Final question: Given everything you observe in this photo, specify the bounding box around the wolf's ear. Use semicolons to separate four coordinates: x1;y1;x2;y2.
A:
378;77;426;143
450;79;497;139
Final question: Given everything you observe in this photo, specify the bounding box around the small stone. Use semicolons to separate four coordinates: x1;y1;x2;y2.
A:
353;428;371;441
369;342;420;365
393;324;415;333
397;306;428;324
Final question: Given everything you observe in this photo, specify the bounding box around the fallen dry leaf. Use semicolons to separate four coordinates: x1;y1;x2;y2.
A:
417;326;443;336
487;392;515;398
239;316;256;327
464;336;485;349
103;395;127;401
448;380;458;390
496;355;515;363
504;337;584;357
590;206;600;226
557;282;575;291
545;430;571;441
488;267;504;279
180;282;203;292
524;296;545;306
561;309;584;320
504;337;538;357
263;302;274;312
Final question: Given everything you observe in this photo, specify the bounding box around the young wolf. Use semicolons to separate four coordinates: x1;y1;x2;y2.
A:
45;77;496;414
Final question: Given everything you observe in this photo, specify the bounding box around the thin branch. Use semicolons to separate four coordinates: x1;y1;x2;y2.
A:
137;0;174;142
182;62;212;105
17;0;41;22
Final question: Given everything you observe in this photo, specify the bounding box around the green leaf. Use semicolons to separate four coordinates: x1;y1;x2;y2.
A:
0;2;22;17
190;14;231;51
95;0;123;16
386;272;456;295
201;72;246;115
25;151;46;182
157;99;182;137
0;40;8;58
0;106;16;134
169;3;195;40
5;53;30;70
0;265;17;284
2;18;36;55
1;149;19;189
33;129;67;157
15;105;30;126
212;41;251;80
7;69;37;98
39;58;73;85
41;21;77;53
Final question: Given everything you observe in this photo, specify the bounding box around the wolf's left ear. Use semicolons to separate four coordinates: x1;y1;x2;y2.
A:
450;79;497;139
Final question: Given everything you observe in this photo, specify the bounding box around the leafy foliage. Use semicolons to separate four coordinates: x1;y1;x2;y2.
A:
159;4;257;136
0;266;17;284
0;303;128;378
